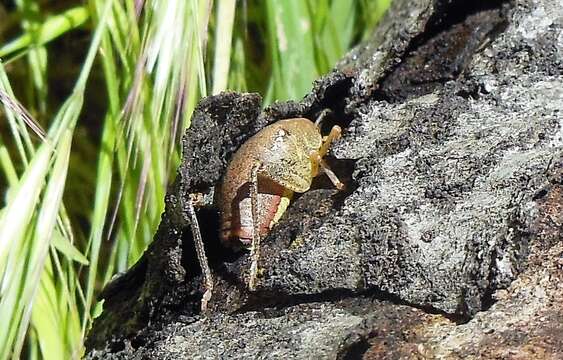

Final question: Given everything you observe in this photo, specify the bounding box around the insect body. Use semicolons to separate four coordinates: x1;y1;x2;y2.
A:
216;117;343;289
191;116;343;313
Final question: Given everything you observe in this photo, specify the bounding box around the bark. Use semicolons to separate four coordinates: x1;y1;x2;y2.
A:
86;0;563;358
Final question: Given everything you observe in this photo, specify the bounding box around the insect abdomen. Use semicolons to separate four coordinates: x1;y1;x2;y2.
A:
219;179;289;245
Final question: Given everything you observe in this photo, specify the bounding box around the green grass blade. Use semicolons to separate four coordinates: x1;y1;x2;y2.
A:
14;0;49;113
0;0;113;357
0;63;36;164
211;0;236;94
0;143;51;278
0;7;90;58
267;0;318;100
12;129;72;358
32;262;66;358
321;1;356;70
0;146;18;187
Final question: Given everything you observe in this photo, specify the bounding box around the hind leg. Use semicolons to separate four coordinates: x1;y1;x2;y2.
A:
248;160;263;291
186;194;213;313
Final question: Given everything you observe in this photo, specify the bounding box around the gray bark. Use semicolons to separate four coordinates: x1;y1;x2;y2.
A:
86;0;563;358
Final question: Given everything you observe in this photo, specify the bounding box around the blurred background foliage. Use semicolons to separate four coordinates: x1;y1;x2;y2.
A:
0;0;390;358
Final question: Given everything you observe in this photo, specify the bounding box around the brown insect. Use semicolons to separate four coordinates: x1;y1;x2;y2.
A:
190;115;343;312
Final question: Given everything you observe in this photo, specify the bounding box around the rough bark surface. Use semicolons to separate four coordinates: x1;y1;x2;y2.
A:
86;0;563;358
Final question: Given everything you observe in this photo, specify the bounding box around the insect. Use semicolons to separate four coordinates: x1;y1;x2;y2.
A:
191;115;343;312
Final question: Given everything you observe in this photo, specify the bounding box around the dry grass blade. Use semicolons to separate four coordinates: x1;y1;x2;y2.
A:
0;90;46;140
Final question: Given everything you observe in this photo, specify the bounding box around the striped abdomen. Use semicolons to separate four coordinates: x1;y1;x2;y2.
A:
219;176;291;246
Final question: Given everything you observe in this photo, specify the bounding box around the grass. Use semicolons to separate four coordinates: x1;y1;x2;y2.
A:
0;0;391;358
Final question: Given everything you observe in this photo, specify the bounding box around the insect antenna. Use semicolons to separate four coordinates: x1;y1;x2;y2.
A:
314;108;332;127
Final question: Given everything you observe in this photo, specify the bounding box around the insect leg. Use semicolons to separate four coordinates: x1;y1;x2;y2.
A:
248;160;262;291
310;151;344;190
186;194;213;313
319;125;342;158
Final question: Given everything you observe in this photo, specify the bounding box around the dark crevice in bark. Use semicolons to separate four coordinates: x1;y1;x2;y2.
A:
375;0;510;102
234;286;470;324
301;73;356;131
338;338;371;360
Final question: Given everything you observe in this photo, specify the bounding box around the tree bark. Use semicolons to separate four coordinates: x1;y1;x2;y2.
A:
87;0;563;358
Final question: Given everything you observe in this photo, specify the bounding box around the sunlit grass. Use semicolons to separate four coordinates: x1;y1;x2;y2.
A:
0;0;390;358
